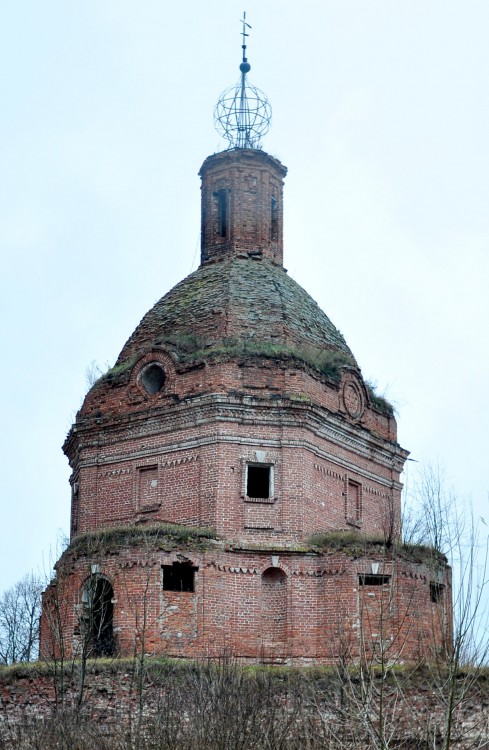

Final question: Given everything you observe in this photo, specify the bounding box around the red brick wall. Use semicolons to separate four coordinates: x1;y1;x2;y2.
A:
69;355;403;545
40;543;451;665
2;664;487;749
199;149;287;265
45;144;433;668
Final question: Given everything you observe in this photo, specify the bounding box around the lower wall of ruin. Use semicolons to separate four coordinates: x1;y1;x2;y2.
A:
40;537;452;665
1;663;488;749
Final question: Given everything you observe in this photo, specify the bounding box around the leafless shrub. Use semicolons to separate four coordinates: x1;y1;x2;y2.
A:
0;574;42;665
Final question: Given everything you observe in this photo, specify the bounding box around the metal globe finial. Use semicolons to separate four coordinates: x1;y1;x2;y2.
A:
214;12;272;150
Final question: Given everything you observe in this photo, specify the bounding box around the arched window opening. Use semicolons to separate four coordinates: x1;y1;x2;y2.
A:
81;576;115;657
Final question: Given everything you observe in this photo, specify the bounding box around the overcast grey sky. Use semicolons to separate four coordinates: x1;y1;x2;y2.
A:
1;1;488;594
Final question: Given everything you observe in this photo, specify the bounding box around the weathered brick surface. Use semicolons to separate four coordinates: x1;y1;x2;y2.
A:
40;538;451;664
2;665;488;750
199;149;287;265
113;258;356;375
67;384;403;542
42;147;450;664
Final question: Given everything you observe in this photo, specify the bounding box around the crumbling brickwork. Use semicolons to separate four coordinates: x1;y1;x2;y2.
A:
2;664;487;749
41;147;452;664
200;149;286;265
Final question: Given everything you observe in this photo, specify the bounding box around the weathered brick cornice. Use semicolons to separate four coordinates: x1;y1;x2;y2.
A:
68;394;406;483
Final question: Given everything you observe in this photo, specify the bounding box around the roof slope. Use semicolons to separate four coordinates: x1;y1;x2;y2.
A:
116;258;356;369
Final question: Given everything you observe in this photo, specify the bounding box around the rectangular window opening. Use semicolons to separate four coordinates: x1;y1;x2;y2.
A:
430;582;444;603
271;197;278;241
162;563;198;593
246;464;272;499
348;480;362;522
359;574;391;587
213;189;227;238
138;465;159;509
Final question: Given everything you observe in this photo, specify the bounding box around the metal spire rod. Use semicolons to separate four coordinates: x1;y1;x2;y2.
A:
241;11;251;64
239;12;252;147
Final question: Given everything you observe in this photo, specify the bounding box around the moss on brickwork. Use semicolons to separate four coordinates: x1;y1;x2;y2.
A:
0;656;182;680
64;523;219;558
103;356;139;383
171;338;355;382
86;257;394;414
98;338;358;393
116;258;356;369
307;530;448;566
307;530;385;549
3;656;487;683
365;383;395;416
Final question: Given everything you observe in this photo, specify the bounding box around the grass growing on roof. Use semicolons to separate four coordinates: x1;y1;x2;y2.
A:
307;530;448;565
95;334;394;417
64;523;218;557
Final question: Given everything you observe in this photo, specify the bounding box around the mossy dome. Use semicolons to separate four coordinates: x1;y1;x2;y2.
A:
115;257;357;377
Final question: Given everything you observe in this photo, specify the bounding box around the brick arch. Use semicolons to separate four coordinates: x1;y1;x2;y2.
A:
127;348;177;403
80;575;115;657
261;567;287;661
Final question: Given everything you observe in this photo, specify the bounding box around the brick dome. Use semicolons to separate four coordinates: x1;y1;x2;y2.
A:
116;257;356;372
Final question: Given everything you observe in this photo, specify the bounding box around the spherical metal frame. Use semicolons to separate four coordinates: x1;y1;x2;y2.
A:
214;76;272;150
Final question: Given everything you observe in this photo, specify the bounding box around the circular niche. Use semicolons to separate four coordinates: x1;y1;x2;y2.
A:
342;379;364;420
141;363;166;395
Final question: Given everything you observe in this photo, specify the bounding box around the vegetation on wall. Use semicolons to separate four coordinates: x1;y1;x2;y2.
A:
92;336;394;416
1;468;487;749
1;658;489;749
306;529;449;566
65;523;218;559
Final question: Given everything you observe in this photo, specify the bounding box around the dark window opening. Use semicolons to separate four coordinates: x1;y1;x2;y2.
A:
247;465;271;499
348;480;362;522
83;577;115;657
271;197;278;241
213;189;227;238
430;582;444;603
359;574;391;587
163;563;197;592
141;363;166;394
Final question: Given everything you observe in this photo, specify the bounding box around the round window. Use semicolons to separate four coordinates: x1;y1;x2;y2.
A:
141;363;166;395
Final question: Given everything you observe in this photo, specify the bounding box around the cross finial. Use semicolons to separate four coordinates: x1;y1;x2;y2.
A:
241;11;251;65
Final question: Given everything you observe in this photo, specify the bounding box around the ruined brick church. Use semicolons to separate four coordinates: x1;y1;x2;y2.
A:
40;27;451;665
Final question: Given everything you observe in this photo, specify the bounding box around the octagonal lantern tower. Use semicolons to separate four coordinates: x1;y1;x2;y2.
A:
40;19;451;665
